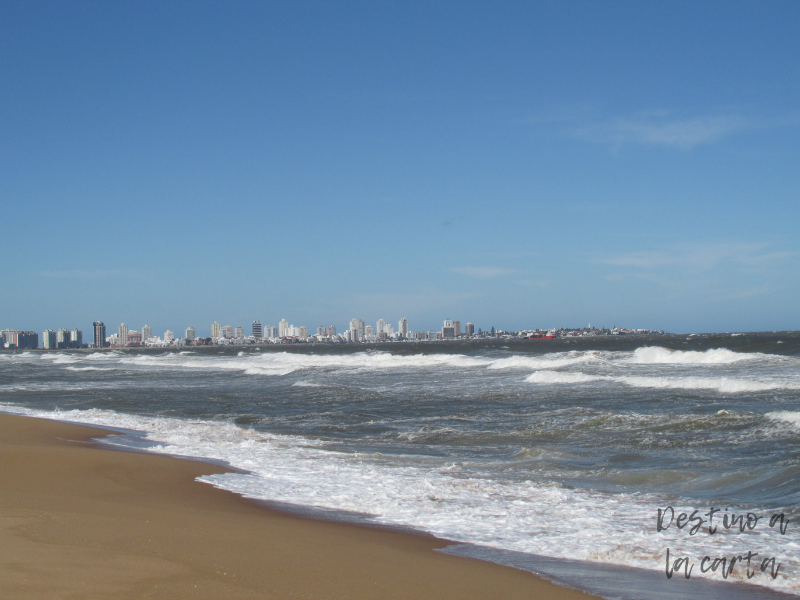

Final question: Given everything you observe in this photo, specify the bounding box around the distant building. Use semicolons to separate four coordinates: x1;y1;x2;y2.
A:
222;325;233;339
93;322;106;348
365;325;374;336
164;330;175;342
185;326;196;341
349;318;365;342
142;325;152;341
398;318;408;337
316;326;326;336
42;329;57;349
327;325;336;336
265;325;278;339
56;328;70;349
71;328;82;348
235;326;244;339
441;319;455;339
16;331;38;349
465;322;474;336
211;321;222;339
118;323;129;347
252;321;262;339
1;329;17;346
377;319;386;335
452;320;461;336
279;319;289;338
128;331;142;345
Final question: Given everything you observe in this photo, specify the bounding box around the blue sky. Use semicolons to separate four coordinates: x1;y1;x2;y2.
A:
1;1;798;336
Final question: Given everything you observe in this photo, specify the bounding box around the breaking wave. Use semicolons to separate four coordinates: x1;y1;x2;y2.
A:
625;346;758;365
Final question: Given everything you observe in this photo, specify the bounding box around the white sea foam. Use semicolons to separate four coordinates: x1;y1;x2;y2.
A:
1;403;797;594
525;371;797;394
766;411;800;430
625;346;757;365
291;380;325;388
617;375;792;393
114;351;488;376
525;370;603;384
485;352;601;371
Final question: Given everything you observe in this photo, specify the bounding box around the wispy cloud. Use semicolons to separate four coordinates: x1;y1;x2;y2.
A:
596;243;793;272
521;107;798;150
453;266;514;279
33;268;142;279
575;114;751;149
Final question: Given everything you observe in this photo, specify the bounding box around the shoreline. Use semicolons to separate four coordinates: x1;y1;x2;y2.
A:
0;412;599;599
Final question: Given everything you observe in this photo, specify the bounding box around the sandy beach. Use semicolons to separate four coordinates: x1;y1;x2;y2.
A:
0;413;598;599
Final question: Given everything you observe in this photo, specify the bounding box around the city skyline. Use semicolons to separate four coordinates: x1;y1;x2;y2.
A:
1;2;798;334
7;315;661;349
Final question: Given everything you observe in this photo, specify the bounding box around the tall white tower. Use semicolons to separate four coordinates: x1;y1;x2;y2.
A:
398;318;408;337
118;323;129;347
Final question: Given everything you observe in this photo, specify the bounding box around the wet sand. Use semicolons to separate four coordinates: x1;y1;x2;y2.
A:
0;413;599;599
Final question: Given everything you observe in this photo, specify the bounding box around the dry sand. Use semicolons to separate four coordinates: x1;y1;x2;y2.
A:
0;413;599;599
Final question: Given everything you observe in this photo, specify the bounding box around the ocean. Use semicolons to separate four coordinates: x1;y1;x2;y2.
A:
2;332;799;599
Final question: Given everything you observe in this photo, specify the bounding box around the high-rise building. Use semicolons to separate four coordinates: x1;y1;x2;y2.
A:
365;325;374;336
349;318;365;342
265;325;278;339
327;325;336;336
317;326;326;336
222;325;233;339
185;326;196;341
1;329;17;346
235;326;244;339
452;321;461;336
42;329;57;349
142;325;152;341
57;328;70;349
211;321;222;338
441;319;455;339
466;322;474;336
252;321;262;339
16;331;38;349
279;319;289;338
377;319;386;335
164;330;175;342
93;322;106;348
118;323;129;347
298;326;308;340
71;328;82;348
398;318;408;337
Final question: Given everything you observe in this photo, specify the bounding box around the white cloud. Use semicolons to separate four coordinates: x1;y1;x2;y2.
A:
576;114;751;149
596;243;793;272
522;106;799;150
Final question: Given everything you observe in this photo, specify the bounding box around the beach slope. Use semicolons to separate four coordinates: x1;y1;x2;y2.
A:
0;413;597;599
